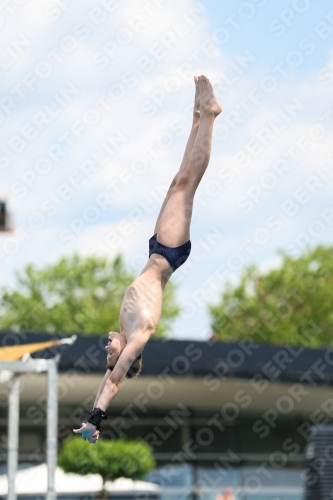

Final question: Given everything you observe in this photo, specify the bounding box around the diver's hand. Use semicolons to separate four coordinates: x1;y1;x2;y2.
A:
73;422;100;444
215;488;235;500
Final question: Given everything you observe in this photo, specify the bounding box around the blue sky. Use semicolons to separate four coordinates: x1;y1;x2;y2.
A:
206;0;332;64
1;0;333;339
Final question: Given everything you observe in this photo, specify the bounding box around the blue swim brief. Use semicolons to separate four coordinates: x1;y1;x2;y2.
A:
149;234;191;272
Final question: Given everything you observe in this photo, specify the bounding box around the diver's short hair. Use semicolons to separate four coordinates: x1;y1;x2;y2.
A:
126;353;142;379
107;353;142;379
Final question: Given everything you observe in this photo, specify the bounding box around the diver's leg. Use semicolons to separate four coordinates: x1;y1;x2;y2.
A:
157;76;222;247
153;77;200;234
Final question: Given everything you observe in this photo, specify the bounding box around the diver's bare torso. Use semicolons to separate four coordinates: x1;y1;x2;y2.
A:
119;254;173;342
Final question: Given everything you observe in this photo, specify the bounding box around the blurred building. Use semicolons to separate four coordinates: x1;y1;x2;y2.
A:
1;331;333;500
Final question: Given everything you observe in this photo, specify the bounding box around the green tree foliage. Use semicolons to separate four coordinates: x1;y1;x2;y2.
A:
0;254;180;337
209;245;333;347
58;436;155;500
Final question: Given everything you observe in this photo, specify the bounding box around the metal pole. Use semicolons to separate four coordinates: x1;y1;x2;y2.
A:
46;359;58;500
7;375;20;500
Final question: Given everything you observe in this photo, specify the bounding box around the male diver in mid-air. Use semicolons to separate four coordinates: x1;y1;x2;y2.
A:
73;75;222;443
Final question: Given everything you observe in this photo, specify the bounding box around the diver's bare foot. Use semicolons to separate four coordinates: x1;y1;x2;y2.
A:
198;75;222;118
193;76;200;122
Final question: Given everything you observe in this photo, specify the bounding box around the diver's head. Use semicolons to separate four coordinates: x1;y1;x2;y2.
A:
105;331;142;378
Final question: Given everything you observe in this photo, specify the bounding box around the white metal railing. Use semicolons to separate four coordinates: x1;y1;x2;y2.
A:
1;359;58;500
